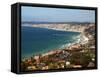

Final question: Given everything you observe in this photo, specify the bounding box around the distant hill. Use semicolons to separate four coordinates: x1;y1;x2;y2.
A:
22;21;94;25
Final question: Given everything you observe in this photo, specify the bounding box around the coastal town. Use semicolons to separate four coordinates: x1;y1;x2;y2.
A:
21;23;96;71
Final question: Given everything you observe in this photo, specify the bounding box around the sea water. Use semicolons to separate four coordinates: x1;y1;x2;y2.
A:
21;25;81;59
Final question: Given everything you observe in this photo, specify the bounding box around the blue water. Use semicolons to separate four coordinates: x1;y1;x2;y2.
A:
21;25;80;58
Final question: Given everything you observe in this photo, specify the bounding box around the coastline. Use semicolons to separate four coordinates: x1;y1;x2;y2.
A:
21;24;95;71
39;33;88;57
21;24;89;58
32;26;82;33
22;23;89;33
22;25;82;33
22;28;87;60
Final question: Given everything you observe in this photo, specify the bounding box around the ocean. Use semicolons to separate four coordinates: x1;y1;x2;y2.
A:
21;25;81;59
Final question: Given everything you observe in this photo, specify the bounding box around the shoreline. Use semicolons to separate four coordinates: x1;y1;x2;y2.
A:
41;33;88;57
22;25;82;33
32;26;82;33
22;31;87;60
21;24;88;59
21;23;95;71
21;23;91;60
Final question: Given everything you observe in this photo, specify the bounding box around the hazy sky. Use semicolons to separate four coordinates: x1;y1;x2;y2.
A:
21;6;95;23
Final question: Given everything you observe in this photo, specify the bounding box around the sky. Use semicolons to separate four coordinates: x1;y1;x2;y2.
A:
21;6;95;23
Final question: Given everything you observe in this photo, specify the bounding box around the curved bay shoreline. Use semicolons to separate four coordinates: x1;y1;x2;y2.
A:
21;23;95;71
